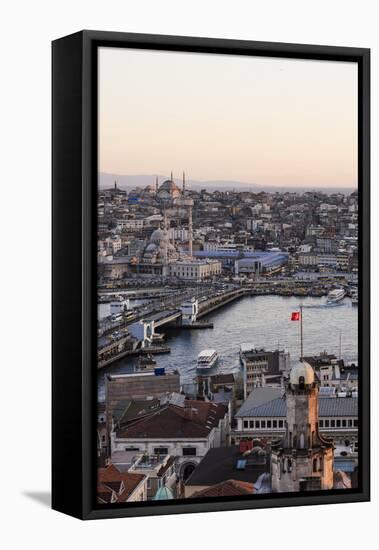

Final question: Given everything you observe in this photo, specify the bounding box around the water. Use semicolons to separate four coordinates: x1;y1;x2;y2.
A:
97;295;358;400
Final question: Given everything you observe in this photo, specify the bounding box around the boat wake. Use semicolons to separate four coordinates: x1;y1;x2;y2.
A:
300;302;347;309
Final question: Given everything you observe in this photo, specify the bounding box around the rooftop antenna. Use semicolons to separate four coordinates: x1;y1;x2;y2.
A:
171;170;173;181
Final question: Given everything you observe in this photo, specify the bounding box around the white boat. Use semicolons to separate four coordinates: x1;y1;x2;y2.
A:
197;349;218;369
327;288;345;304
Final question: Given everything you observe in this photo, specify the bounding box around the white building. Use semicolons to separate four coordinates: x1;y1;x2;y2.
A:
111;400;229;482
170;259;222;280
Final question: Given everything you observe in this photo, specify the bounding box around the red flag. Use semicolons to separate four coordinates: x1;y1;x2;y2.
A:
291;311;300;321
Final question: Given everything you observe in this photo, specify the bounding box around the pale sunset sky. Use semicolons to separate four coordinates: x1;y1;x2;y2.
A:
99;47;358;188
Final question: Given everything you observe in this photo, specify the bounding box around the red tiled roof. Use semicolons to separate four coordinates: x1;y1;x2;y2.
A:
191;479;255;498
115;401;228;440
98;464;146;503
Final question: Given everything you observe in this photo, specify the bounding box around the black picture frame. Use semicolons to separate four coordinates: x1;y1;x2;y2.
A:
52;30;370;520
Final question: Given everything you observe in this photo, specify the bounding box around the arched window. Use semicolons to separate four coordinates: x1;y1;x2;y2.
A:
313;458;318;472
299;432;305;449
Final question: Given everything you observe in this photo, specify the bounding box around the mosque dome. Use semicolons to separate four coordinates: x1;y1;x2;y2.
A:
143;184;155;194
150;228;165;243
153;486;174;501
145;243;158;253
289;360;315;386
157;179;181;199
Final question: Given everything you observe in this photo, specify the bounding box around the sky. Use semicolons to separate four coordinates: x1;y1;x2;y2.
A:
99;47;358;188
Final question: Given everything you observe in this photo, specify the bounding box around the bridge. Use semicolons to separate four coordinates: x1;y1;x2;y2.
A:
143;309;182;328
197;288;247;318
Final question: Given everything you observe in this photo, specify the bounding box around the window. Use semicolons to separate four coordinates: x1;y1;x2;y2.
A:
146;479;151;489
354;419;358;427
261;420;266;429
278;420;284;428
154;447;168;455
331;420;335;428
243;420;248;429
342;419;347;427
273;420;277;428
249;420;254;428
336;419;341;428
324;419;330;428
319;420;324;428
183;447;196;456
255;420;260;429
267;420;272;429
348;419;353;427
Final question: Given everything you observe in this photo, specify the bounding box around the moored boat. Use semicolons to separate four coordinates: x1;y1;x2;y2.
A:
326;287;346;304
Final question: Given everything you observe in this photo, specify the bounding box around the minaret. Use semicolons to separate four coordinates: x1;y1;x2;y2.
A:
155;176;158;193
182;171;186;194
188;205;193;258
114;181;117;190
163;209;168;266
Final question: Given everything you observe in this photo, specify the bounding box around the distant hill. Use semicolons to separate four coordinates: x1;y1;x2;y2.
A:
99;172;356;195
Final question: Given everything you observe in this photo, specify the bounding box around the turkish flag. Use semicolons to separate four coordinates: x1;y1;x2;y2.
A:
291;311;300;321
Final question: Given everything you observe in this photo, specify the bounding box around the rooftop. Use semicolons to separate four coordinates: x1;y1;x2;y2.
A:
97;464;146;504
115;401;228;440
185;446;269;487
191;479;255;498
236;390;358;418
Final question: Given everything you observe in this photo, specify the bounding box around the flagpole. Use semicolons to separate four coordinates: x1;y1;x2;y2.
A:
300;304;303;361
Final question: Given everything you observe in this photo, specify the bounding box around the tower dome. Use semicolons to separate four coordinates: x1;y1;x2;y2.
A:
289;360;315;386
153;486;174;500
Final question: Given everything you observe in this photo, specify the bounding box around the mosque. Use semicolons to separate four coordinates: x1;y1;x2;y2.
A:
155;171;186;202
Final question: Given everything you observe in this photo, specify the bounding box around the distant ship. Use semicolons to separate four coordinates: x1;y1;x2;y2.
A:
197;349;218;370
327;288;346;304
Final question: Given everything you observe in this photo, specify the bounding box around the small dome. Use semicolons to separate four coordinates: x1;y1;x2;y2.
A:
145;243;158;252
153;486;174;500
289;360;315;386
150;229;165;243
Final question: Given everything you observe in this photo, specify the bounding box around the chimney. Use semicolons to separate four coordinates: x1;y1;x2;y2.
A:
239;439;253;454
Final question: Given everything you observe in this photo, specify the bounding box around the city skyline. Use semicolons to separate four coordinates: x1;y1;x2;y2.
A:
99;47;358;188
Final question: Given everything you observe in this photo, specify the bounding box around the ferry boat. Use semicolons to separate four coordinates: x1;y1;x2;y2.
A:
135;354;157;372
197;349;218;370
326;287;346;304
